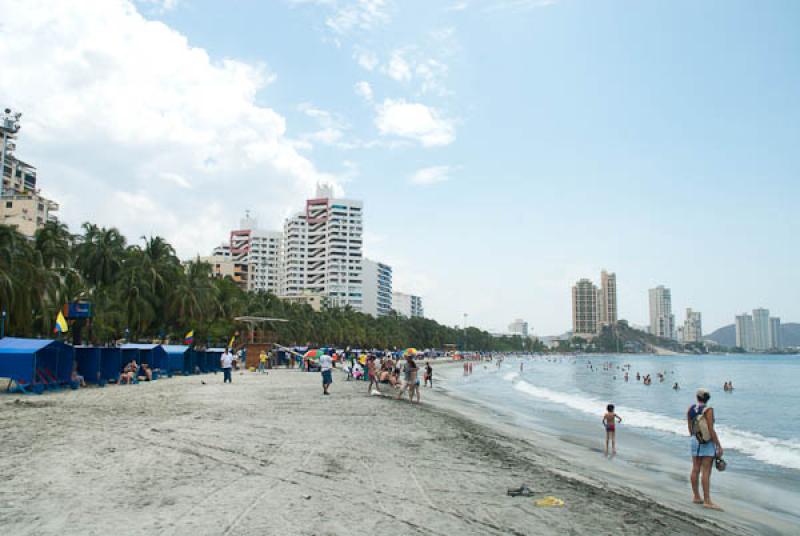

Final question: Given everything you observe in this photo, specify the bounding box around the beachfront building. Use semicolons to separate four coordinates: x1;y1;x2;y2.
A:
227;214;283;294
362;258;392;317
281;184;364;311
684;308;703;343
572;278;599;337
598;270;618;328
196;254;236;279
392;291;423;318
508;319;529;338
769;316;782;350
1;108;59;238
735;313;755;351
648;286;675;340
752;308;771;351
278;291;327;312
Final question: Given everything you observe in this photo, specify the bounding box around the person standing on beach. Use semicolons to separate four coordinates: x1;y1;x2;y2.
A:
258;349;268;374
221;350;234;384
367;356;380;395
688;388;723;510
602;404;622;456
424;361;433;388
320;351;333;395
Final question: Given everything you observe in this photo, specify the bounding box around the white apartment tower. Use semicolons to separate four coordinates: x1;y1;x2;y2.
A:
684;308;703;343
598;270;618;327
281;185;364;310
735;313;755;351
752;308;771;351
649;286;675;339
769;317;782;350
572;279;599;337
229;214;282;293
392;292;424;318
362;258;393;317
508;319;529;338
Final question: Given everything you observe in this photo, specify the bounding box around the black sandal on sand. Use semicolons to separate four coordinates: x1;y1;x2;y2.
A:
507;484;533;497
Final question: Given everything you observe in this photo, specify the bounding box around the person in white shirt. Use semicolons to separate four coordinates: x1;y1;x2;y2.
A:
320;353;333;395
221;350;234;383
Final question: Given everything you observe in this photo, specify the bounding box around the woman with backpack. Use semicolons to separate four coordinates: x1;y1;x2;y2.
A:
688;388;724;510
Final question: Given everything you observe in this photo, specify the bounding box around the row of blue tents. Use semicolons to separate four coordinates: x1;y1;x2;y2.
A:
0;337;228;394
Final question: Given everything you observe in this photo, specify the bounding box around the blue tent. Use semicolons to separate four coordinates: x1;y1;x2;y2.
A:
0;338;74;393
75;346;102;385
161;345;191;375
206;348;225;372
99;348;123;384
120;344;168;376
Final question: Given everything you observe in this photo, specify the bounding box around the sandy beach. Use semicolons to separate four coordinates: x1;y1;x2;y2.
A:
0;364;784;535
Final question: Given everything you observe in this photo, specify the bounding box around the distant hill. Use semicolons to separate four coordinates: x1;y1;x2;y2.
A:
705;323;800;348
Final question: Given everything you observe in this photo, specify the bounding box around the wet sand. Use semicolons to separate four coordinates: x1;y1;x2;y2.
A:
0;366;774;535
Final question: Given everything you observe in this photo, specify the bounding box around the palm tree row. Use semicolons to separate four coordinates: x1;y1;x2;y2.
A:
0;222;540;351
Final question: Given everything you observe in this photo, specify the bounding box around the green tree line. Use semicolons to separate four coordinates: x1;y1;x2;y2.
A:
0;222;541;351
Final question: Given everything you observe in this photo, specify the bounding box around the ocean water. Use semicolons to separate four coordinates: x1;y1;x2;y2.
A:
441;354;800;507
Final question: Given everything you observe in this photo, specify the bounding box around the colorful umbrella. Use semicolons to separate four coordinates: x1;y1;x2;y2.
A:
403;348;418;356
304;349;324;360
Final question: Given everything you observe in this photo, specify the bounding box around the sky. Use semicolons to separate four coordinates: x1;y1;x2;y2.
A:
1;0;798;335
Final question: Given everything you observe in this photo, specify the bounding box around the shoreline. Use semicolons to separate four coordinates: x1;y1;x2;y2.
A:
428;362;797;535
0;365;791;535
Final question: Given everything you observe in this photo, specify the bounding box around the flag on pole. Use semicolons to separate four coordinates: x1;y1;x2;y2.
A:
184;330;194;345
228;333;236;350
54;311;69;334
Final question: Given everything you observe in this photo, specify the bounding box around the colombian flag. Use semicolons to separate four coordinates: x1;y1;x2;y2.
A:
184;330;194;345
54;311;69;334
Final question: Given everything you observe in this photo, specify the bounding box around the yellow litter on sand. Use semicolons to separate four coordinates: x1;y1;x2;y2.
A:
534;496;565;507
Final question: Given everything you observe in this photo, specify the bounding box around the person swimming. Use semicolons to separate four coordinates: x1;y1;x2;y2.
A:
673;382;680;390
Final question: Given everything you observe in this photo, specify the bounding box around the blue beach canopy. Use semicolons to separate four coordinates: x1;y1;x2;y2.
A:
162;344;190;373
0;337;74;386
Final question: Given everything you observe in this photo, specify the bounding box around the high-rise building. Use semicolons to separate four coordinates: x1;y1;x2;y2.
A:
572;279;599;337
769;316;782;350
684;308;703;343
362;258;392;317
508;319;529;338
281;184;363;310
598;270;618;327
752;308;771;351
392;292;423;318
228;214;282;294
1;108;58;237
735;313;755;351
649;286;675;339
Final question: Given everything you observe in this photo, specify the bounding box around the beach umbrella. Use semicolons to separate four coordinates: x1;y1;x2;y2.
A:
304;349;324;360
403;348;418;356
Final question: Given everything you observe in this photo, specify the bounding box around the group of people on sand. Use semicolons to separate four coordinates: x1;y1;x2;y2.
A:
463;361;474;375
602;386;725;511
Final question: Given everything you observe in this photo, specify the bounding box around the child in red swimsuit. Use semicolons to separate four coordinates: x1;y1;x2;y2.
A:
602;404;622;457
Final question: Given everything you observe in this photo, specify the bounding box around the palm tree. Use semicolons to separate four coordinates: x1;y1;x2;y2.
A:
75;224;126;289
34;221;73;269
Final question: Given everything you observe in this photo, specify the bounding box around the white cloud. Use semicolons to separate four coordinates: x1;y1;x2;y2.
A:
384;50;412;82
354;49;379;71
410;165;453;185
354;80;374;102
290;0;390;35
0;0;340;257
375;99;455;147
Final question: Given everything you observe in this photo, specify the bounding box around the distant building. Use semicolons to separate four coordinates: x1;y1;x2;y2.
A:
648;286;675;339
735;313;755;351
392;291;423;318
676;326;685;343
769;317;782;350
0;192;59;237
598;270;618;328
752;308;771;351
362;258;392;317
278;291;326;312
572;278;599;337
196;254;236;279
1;109;58;237
508;318;529;338
281;184;363;311
684;308;703;343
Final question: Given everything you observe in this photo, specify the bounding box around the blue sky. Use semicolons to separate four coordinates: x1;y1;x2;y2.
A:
1;0;798;334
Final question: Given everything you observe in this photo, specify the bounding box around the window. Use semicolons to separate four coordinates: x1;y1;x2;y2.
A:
5;201;11;208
